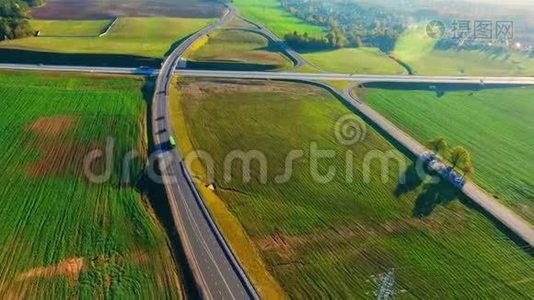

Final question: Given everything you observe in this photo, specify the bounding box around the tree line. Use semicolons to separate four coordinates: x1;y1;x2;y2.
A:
280;0;406;52
284;27;351;51
0;0;43;40
279;0;526;54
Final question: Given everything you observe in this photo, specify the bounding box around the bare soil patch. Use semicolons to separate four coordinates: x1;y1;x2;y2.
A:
179;79;320;101
32;0;224;19
17;257;85;283
255;217;451;254
26;141;96;178
28;116;77;138
25;116;106;178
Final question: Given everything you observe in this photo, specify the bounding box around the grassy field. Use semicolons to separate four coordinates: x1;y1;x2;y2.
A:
173;78;534;298
302;48;406;74
0;71;182;298
392;24;438;65
233;0;408;74
169;79;287;298
0;17;213;59
31;19;112;36
393;24;534;76
400;50;534;76
224;17;259;30
362;87;534;224
233;0;324;38
185;29;293;71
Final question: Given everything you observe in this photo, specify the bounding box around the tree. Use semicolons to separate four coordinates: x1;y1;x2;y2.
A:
354;35;363;47
462;163;475;178
0;0;34;40
284;30;331;51
449;146;471;170
428;137;448;155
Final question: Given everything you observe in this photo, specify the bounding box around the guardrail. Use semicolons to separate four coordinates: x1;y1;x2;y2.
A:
179;162;259;299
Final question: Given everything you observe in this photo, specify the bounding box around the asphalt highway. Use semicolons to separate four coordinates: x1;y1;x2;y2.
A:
150;5;258;299
4;63;534;86
177;69;534;85
0;63;155;75
232;16;311;68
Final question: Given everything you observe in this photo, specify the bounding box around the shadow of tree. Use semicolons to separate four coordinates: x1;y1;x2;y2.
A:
413;182;459;218
394;162;425;197
186;60;280;71
362;81;526;92
394;162;459;218
0;48;159;67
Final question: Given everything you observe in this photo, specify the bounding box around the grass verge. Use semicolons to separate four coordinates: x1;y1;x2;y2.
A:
185;29;293;71
302;48;406;74
319;80;356;91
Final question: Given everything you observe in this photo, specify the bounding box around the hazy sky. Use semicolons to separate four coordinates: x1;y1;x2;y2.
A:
468;0;532;4
432;0;533;8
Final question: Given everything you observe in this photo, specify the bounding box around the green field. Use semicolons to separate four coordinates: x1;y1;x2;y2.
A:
393;24;534;76
233;0;324;38
224;17;259;30
0;71;182;298
174;78;534;298
0;17;213;58
400;49;534;76
233;0;407;74
302;48;406;74
185;29;293;71
392;24;438;65
362;87;534;224
31;19;112;36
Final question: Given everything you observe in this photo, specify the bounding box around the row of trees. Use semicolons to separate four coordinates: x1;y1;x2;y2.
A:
428;137;474;178
0;0;40;40
279;0;406;52
284;28;351;51
279;0;525;53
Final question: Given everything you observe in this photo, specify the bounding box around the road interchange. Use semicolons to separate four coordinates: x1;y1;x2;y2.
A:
0;4;533;298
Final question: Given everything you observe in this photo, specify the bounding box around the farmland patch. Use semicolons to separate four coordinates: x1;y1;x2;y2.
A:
0;71;182;298
32;0;224;19
173;78;534;298
362;86;534;223
185;29;294;71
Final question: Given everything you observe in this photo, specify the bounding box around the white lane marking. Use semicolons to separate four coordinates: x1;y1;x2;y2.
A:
169;162;237;299
176;166;238;298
